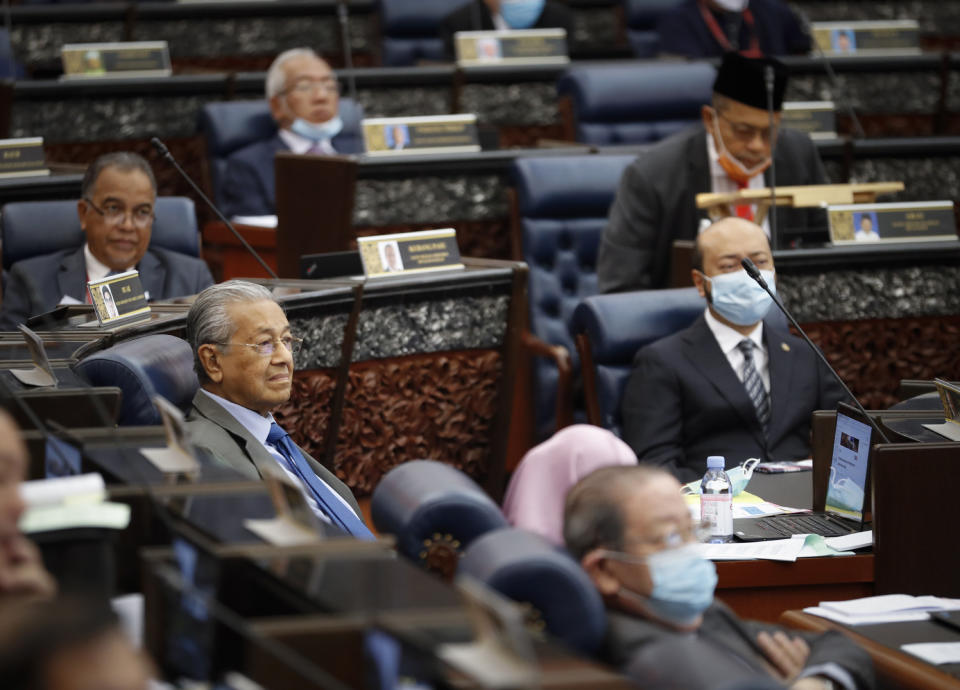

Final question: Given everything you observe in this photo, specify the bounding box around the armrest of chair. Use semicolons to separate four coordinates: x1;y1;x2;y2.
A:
574;331;601;426
520;330;574;430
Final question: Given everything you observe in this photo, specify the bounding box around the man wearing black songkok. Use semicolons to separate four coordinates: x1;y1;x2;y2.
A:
598;52;828;293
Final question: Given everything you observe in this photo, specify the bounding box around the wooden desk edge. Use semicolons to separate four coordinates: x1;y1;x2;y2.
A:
716;554;874;588
781;610;960;689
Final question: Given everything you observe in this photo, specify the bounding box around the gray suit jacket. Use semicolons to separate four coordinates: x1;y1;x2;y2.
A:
598;125;828;293
184;390;361;516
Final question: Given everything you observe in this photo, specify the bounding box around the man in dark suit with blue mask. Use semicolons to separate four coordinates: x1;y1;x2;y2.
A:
620;217;844;482
220;48;363;218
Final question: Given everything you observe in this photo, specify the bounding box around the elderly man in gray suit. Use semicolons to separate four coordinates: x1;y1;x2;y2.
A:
184;281;373;539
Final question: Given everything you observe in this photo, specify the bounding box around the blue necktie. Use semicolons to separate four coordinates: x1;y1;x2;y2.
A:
738;339;770;434
266;422;375;540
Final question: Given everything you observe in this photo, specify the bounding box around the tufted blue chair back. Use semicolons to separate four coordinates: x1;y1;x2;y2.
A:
380;0;471;66
513;154;634;438
571;288;705;435
1;197;200;272
371;460;509;578
623;0;685;57
557;62;716;145
73;334;199;427
458;527;607;655
198;98;365;209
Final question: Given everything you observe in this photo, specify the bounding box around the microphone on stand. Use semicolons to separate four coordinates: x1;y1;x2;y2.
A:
800;13;865;139
150;137;279;281
337;0;358;105
741;256;889;444
764;64;779;251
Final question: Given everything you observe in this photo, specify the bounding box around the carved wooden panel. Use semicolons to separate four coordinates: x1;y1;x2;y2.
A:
274;349;503;496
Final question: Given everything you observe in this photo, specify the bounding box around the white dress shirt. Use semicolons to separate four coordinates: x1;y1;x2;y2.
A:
278;128;336;155
704;133;770;237
703;307;769;393
199;389;358;523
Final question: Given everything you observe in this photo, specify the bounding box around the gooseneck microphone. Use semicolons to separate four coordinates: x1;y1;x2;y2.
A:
741;256;889;444
763;64;779;251
150;137;279;280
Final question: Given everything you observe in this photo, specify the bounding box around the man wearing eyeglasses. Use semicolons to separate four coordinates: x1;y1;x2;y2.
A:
598;52;828;293
220;48;364;219
0;152;214;329
184;281;372;539
565;465;874;689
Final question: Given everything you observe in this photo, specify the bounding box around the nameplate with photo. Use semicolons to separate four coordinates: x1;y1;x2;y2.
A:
61;41;172;79
358;229;464;278
88;270;151;327
828;201;957;244
0;138;49;179
455;28;568;67
362;115;480;156
811;20;920;56
781;102;837;140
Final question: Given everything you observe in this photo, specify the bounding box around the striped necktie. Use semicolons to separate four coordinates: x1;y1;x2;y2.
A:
737;339;770;432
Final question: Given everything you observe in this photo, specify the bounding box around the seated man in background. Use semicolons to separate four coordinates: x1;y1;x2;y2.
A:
620;217;843;482
658;0;811;59
440;0;573;59
221;48;363;218
598;52;827;293
185;281;374;539
0;152;214;329
564;465;875;689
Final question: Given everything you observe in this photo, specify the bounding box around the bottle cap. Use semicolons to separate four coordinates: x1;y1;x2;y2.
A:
706;456;726;469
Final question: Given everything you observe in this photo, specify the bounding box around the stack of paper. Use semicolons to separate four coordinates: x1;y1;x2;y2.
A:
699;532;865;562
805;594;960;626
901;642;960;665
19;473;130;533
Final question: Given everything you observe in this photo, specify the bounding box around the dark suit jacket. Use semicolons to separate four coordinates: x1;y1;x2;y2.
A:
0;245;214;330
221;131;364;218
184;390;361;516
598;125;828;293
439;0;573;59
621;313;844;482
603;603;874;689
657;0;811;58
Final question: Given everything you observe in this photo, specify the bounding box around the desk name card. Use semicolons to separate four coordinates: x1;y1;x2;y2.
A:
362;115;480;156
88;270;151;327
358;229;464;278
812;20;920;56
782;102;837;140
0;138;49;179
61;41;172;79
455;28;569;67
828;201;957;244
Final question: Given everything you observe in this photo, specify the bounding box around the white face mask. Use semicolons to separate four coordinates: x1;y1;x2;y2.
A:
713;0;749;11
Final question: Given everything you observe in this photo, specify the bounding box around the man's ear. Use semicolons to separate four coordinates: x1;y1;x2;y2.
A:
197;344;224;384
269;95;289;129
77;198;88;231
581;549;622;597
700;104;714;133
692;269;708;299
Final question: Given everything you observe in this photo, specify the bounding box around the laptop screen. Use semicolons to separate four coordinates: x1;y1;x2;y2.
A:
825;409;872;522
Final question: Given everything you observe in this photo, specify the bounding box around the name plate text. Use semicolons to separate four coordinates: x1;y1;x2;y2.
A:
455;29;568;66
62;42;172;79
362;115;480;156
828;201;957;244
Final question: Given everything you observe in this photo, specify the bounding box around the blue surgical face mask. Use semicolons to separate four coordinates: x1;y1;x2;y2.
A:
290;115;343;142
499;0;546;29
684;458;759;496
603;544;717;626
703;268;776;327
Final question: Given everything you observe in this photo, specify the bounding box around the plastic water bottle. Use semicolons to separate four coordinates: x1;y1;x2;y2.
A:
700;455;733;544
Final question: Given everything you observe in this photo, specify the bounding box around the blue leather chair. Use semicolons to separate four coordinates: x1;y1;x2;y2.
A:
623;0;685;57
571;288;705;435
198;98;364;209
512;154;634;438
73;334;199;426
371;460;509;580
1;197;201;273
556;62;715;145
458;527;607;655
380;0;471;66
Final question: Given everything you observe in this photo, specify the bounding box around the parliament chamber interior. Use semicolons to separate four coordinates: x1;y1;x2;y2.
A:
0;0;959;688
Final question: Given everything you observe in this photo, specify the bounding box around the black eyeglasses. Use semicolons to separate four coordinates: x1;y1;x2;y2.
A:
84;198;154;228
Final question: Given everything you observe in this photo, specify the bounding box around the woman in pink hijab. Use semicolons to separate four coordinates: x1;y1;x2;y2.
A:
502;424;637;545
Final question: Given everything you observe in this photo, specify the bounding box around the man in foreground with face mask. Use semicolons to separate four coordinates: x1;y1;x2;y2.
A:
620;217;844;482
598;52;827;293
221;48;363;218
440;0;573;60
564;465;875;689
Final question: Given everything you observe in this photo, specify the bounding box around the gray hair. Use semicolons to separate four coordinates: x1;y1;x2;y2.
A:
81;151;157;200
186;280;279;383
265;48;322;100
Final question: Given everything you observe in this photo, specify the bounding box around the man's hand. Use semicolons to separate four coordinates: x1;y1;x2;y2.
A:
0;534;56;602
757;629;810;682
790;679;832;690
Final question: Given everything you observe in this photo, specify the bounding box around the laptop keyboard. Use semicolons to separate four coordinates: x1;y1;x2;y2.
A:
755;514;852;538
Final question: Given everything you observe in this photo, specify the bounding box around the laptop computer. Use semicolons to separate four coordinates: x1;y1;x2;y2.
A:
733;402;873;541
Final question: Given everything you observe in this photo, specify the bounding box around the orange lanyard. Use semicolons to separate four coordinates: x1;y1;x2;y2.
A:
698;0;761;56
